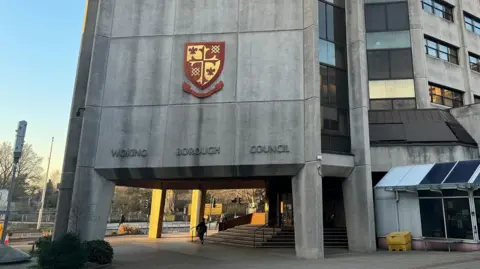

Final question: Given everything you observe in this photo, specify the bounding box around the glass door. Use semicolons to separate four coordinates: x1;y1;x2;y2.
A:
281;193;294;227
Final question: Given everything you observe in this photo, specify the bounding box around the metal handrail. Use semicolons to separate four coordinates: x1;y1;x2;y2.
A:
252;223;269;248
252;219;280;248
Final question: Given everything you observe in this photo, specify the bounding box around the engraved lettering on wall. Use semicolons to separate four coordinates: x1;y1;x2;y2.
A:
249;145;290;154
111;149;148;158
176;147;221;156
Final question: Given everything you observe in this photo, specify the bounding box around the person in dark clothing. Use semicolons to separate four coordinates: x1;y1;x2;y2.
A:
196;218;207;244
119;214;126;227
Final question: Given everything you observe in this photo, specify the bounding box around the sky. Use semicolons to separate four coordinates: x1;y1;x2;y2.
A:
0;1;86;175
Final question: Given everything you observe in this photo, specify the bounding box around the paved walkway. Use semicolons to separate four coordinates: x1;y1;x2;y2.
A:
5;235;480;269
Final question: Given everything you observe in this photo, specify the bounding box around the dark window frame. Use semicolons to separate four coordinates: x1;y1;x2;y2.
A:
474;95;480;104
364;2;410;33
429;83;464;108
421;0;454;22
464;12;480;35
469;52;480;72
369;98;417;110
318;0;347;69
367;48;414;80
320;62;351;154
424;36;459;64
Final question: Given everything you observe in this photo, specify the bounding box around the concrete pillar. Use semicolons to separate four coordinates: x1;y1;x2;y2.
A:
292;162;324;259
456;0;474;105
345;0;377;252
67;168;115;241
189;189;206;236
53;0;100;240
148;189;167;239
407;0;431;108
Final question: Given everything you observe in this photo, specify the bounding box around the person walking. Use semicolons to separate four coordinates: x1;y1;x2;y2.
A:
196;218;207;245
119;214;126;228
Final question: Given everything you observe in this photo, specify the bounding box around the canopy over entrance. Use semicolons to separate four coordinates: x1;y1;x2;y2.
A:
375;160;480;191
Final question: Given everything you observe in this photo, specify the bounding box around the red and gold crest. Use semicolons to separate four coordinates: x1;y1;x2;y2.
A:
182;41;225;98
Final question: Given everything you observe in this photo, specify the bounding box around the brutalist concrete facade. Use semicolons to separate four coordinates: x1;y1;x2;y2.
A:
54;0;480;259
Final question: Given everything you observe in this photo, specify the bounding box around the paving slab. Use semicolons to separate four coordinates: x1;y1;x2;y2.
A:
4;235;480;269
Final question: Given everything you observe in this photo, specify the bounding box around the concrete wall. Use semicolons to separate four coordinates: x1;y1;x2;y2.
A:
371;145;479;172
374;189;422;238
409;0;480;106
451;104;480;151
89;0;313;179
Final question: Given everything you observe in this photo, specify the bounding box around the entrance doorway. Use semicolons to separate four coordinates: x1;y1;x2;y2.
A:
323;179;346;228
281;193;294;226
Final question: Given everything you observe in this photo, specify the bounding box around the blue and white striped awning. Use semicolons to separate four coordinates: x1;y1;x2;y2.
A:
375;160;480;190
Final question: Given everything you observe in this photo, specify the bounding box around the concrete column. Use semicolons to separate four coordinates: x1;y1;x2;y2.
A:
408;0;431;108
67;168;115;241
189;189;206;236
292;162;324;259
148;189;167;239
345;0;376;252
457;0;474;105
53;0;100;240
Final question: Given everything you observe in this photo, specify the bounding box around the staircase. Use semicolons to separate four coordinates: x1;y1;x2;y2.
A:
206;225;284;248
207;225;348;249
324;227;348;248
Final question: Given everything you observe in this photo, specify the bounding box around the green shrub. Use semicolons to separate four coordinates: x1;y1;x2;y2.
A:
37;233;87;269
86;240;114;265
109;231;118;236
33;235;52;256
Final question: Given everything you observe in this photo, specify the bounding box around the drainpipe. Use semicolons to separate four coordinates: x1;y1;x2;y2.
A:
395;191;400;232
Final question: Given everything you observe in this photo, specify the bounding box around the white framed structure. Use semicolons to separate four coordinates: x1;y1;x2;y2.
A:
375;160;480;250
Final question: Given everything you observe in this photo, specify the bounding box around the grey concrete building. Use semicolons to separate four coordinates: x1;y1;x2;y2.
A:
54;0;480;259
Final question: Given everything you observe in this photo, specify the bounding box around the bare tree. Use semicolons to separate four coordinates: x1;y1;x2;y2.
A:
50;169;61;188
165;190;177;215
0;141;43;198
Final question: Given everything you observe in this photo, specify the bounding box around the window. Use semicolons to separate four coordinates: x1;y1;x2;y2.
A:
320;64;350;153
367;49;414;80
319;39;346;69
469;53;480;72
429;84;464;108
369;80;415;99
365;3;410;32
318;1;347;69
320;65;349;109
474;95;480;104
422;0;453;22
370;98;416;110
419;199;446;237
424;37;458;64
319;1;346;44
444;198;473;239
464;13;480;35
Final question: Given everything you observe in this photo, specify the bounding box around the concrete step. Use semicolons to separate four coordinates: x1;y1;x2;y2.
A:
223;229;276;236
209;234;272;242
207;237;263;246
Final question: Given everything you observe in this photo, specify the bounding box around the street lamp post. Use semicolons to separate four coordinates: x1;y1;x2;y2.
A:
1;121;27;244
37;137;54;230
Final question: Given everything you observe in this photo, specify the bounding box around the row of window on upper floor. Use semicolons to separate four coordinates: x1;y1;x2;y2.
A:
422;0;480;37
424;35;480;73
429;83;480;108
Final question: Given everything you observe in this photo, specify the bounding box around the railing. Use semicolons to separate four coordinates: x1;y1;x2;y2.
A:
252;219;280;248
219;214;253;231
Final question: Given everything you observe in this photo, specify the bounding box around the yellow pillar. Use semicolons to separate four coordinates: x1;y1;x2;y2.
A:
148;189;167;239
189;189;206;236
